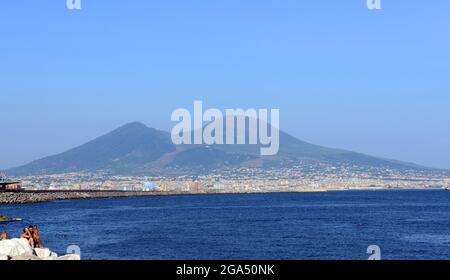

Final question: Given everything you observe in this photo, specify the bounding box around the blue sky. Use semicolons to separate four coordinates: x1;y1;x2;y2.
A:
1;0;449;170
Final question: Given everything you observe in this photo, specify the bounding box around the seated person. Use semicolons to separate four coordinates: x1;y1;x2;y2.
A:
32;225;43;248
1;230;7;241
20;226;35;248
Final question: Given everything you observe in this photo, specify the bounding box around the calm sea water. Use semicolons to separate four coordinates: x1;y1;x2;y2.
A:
1;190;449;260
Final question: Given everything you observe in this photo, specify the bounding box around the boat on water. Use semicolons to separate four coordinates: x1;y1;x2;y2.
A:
0;216;23;223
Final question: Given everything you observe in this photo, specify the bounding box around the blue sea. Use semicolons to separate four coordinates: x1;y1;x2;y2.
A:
1;190;449;260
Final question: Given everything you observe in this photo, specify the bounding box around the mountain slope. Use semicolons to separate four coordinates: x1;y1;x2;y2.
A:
7;122;175;175
5;122;440;176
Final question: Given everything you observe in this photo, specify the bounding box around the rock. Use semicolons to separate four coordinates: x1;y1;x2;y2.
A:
0;216;22;223
56;254;81;261
0;238;80;261
34;248;52;258
11;254;80;261
9;255;41;261
1;191;166;205
0;238;35;257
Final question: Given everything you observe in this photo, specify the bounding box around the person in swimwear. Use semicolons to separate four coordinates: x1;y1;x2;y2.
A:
1;230;7;241
20;226;35;248
32;225;43;248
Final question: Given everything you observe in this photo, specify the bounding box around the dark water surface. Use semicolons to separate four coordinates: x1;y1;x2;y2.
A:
1;190;449;260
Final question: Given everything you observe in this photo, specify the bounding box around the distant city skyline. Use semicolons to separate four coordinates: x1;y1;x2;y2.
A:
1;1;450;170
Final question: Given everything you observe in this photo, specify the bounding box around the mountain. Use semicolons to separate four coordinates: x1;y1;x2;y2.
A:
5;122;444;177
7;122;175;175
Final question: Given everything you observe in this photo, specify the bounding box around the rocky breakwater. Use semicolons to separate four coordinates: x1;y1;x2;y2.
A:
0;238;80;260
0;191;170;204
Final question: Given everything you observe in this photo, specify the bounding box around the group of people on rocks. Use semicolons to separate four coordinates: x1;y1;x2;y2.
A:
0;225;43;248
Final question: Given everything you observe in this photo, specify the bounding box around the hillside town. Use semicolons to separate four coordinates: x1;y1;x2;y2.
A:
5;163;450;195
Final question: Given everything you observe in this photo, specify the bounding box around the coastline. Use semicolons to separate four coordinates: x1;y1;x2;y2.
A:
0;187;444;204
0;190;193;204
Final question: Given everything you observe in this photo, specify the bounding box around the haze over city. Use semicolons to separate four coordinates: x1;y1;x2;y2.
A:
1;0;449;170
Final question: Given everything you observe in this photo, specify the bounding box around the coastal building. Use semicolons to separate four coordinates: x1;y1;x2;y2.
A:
0;175;22;191
143;180;159;192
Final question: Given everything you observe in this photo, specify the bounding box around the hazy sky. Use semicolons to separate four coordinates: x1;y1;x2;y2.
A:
1;0;449;170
